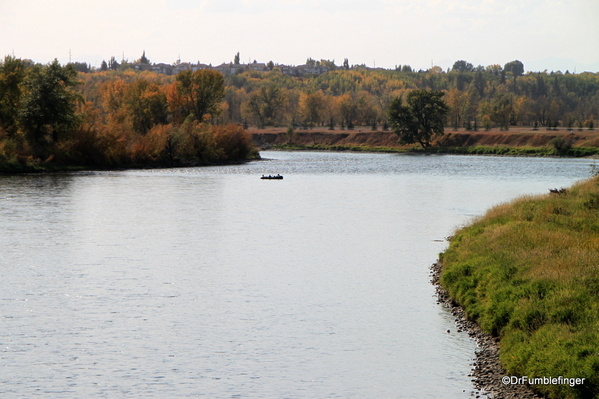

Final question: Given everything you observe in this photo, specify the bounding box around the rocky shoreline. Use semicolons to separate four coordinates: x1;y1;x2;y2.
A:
430;261;545;399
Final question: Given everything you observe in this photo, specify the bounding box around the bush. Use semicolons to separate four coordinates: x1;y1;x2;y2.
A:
551;136;574;154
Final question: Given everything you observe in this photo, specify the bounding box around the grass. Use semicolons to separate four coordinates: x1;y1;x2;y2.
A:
440;177;599;398
269;144;599;157
270;143;411;153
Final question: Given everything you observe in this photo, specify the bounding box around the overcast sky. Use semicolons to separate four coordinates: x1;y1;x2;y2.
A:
2;0;598;72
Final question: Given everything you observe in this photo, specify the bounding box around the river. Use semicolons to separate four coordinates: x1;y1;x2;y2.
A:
0;151;592;398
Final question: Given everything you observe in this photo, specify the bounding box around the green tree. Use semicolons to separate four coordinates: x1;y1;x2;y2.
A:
388;90;448;148
504;60;524;77
69;62;89;73
138;50;150;64
0;55;26;136
176;69;225;122
108;56;120;70
234;52;240;65
319;59;336;70
452;60;474;72
486;93;513;130
473;71;485;97
19;59;82;146
124;79;168;134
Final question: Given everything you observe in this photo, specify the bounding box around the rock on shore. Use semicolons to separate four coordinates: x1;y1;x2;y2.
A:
430;261;545;399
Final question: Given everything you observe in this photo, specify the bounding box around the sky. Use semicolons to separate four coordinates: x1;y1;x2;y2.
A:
2;0;599;73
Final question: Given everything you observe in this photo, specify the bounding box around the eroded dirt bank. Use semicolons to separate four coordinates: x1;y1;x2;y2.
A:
249;127;599;149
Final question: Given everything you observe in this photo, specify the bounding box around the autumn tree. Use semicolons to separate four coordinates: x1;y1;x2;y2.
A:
242;86;287;127
445;88;471;130
492;93;514;129
101;79;128;124
337;93;357;128
175;69;225;122
486;64;502;76
388;90;448;148
299;90;326;126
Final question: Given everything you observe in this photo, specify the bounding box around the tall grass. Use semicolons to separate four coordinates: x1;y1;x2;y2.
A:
440;177;599;398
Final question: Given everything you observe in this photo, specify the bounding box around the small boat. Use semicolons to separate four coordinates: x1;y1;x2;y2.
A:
261;174;283;180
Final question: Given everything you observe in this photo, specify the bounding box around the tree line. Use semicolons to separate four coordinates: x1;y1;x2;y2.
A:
212;59;597;132
74;58;599;135
2;55;598;169
0;56;256;170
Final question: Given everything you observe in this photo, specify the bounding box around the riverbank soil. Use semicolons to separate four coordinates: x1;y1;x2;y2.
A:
248;126;599;149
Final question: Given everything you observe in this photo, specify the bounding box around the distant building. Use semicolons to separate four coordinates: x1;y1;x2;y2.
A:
173;62;193;74
130;62;153;72
247;62;268;72
276;64;295;75
115;60;333;77
151;63;174;75
295;64;328;75
214;63;245;75
192;63;211;71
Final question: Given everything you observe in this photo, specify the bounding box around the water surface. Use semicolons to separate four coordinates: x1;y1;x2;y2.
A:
0;152;592;398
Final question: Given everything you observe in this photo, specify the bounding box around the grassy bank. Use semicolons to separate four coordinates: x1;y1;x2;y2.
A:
428;146;599;157
270;143;410;153
440;177;599;398
269;143;599;157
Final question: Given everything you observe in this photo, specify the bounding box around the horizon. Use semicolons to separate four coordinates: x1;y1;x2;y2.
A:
6;52;599;75
2;0;598;74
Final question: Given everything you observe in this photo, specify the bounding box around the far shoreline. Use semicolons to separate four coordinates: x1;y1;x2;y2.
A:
250;126;599;158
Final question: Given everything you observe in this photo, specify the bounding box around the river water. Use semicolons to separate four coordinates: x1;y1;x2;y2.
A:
0;152;593;398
